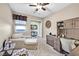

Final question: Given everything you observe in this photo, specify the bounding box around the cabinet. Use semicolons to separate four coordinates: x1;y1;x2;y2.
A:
57;21;64;37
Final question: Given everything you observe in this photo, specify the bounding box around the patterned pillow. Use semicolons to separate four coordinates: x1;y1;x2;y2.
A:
12;48;28;56
0;51;4;56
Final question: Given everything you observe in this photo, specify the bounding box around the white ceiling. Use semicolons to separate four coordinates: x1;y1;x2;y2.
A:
9;3;70;18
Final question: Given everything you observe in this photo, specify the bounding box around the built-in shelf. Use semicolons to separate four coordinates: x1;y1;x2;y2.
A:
57;21;64;37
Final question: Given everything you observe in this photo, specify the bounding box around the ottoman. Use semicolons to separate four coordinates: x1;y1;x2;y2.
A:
24;38;38;50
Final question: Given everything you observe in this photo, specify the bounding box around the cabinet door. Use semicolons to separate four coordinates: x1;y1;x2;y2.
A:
74;18;79;28
64;20;73;29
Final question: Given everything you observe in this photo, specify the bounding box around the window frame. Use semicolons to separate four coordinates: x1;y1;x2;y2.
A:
14;20;26;33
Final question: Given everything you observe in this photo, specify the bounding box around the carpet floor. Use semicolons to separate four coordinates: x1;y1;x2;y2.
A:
28;38;64;56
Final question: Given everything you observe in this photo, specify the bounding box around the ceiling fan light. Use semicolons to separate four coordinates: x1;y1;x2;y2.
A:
36;5;42;9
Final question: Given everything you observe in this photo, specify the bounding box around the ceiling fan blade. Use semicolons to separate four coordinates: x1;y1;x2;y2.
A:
37;3;49;6
29;5;36;7
35;8;38;11
42;3;49;6
33;8;39;13
44;3;49;5
41;7;46;11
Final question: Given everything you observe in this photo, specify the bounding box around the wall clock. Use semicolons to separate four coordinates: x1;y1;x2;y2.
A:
45;20;51;28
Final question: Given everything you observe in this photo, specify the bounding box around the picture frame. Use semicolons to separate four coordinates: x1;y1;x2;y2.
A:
31;25;38;30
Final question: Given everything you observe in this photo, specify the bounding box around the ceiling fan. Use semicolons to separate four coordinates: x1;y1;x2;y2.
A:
29;3;49;12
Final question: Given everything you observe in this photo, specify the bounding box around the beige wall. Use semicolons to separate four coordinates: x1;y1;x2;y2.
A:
43;3;79;39
12;11;42;20
12;11;42;37
0;4;13;48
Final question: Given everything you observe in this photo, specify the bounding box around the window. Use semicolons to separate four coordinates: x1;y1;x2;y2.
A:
15;20;26;33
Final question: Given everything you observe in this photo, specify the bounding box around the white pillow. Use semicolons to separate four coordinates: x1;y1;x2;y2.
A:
60;38;76;53
71;40;76;49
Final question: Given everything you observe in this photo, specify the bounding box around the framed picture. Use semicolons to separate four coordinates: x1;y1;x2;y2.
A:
31;25;38;30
